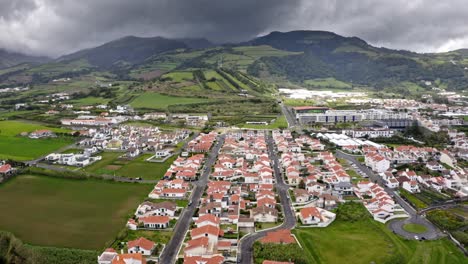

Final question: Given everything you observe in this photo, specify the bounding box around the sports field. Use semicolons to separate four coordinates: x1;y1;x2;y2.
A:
0;175;152;249
293;204;466;264
0;120;73;160
130;92;211;110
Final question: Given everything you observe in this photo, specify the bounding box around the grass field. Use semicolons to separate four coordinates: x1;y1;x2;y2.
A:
403;223;428;234
304;77;352;89
293;204;466;264
241;115;288;129
130;92;211;110
0;120;73;160
0;175;152;249
161;71;194;82
83;152;176;180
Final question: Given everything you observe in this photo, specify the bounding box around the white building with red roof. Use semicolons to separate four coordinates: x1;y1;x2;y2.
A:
127;237;155;256
298;206;335;227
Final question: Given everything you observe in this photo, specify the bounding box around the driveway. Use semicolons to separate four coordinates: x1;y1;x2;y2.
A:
237;132;296;264
335;150;443;240
159;135;225;264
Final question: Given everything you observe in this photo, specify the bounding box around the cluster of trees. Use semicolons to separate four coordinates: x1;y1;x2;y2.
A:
427;209;468;248
0;231;97;264
215;69;242;91
427;210;466;231
221;68;271;94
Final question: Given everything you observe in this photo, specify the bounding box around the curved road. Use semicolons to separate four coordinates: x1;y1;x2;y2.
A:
237;132;296;264
335;150;443;240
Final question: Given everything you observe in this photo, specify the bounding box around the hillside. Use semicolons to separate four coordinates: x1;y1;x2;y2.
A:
0;49;49;69
57;36;189;70
246;31;468;90
0;30;467;91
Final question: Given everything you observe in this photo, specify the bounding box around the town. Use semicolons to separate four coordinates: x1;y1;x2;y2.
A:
0;8;468;263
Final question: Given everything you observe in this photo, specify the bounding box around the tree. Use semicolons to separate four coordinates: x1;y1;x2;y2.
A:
298;179;306;189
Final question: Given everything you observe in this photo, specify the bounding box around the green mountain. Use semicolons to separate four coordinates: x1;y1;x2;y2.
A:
245;31;468;90
1;31;467;91
57;36;190;69
0;49;49;69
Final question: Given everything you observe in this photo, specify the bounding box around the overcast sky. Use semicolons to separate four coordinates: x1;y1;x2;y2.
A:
1;0;468;57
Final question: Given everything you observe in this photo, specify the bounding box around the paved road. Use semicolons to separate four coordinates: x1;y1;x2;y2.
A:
159;135;225;264
335;150;442;240
237;132;296;264
280;102;298;128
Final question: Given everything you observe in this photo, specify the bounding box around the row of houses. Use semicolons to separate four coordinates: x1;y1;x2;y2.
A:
79;125;189;158
364;145;467;194
45;151;102;167
355;181;407;223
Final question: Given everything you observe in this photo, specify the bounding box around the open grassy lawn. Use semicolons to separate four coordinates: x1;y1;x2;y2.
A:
0;174;152;250
241;115;288;129
130;92;211;110
83;152;176;180
0;120;73;160
294;209;466;264
403;223;428;234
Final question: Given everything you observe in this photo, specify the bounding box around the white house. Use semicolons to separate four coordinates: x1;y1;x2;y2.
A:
250;205;278;223
299;206;336;227
97;248;118;264
402;180;420;193
135;201;177;218
127;237;155;256
139;216;170;229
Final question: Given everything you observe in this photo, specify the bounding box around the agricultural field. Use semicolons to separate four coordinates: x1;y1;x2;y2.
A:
0;174;152;249
130;92;212;110
293;203;466;264
83;152;176;180
0;120;73;160
303;77;352;89
69;96;111;106
161;71;194;82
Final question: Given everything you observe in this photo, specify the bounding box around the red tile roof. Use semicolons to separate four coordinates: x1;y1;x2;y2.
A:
139;215;170;224
260;229;296;244
127;237;155;251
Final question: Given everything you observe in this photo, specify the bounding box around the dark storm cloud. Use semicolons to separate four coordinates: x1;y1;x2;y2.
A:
0;0;36;20
1;0;468;56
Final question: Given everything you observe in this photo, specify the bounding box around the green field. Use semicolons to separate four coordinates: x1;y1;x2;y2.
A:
130;92;212;110
304;77;352;89
293;204;466;264
161;71;194;82
241;115;288;129
0;120;73;160
0;175;152;249
403;223;428;234
83;152;176;180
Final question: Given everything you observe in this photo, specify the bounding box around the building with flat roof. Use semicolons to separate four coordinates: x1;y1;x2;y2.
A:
296;109;409;125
